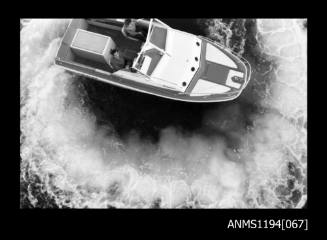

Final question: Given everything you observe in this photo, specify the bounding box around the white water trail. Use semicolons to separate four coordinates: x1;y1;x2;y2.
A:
243;19;307;207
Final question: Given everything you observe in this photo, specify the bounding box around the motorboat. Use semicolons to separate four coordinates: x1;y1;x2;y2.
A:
55;18;251;102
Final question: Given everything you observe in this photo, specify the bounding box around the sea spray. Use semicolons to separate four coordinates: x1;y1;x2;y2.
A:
20;19;307;208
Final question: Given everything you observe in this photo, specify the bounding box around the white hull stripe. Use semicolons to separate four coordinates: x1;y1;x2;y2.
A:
205;43;237;69
58;65;239;103
191;79;231;96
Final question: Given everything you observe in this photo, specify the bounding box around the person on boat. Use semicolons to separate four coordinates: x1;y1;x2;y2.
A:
109;49;127;71
123;19;146;41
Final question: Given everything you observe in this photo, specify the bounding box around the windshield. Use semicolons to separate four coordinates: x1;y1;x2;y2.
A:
148;24;167;51
133;19;170;76
134;48;163;76
131;19;202;92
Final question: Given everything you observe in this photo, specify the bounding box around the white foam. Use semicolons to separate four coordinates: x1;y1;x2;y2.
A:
20;19;307;208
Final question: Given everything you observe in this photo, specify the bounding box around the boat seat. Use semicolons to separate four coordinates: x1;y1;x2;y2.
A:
70;29;116;66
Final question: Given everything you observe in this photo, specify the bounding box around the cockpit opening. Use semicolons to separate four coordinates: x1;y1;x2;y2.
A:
122;19;148;42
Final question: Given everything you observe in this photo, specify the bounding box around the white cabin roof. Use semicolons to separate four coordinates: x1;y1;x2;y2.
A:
150;29;202;91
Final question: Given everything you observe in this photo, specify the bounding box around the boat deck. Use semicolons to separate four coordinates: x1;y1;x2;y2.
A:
68;20;144;73
86;23;143;61
72;54;113;72
56;19;251;103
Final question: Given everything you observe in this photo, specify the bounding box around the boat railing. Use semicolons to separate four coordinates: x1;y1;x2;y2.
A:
240;56;252;89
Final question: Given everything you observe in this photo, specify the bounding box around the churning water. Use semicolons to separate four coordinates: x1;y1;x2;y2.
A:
20;19;307;208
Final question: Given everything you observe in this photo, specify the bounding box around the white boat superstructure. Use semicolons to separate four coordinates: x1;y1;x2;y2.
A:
55;18;251;102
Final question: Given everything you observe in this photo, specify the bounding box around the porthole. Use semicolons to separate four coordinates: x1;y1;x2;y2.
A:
191;67;195;71
196;42;200;46
182;82;187;87
195;57;198;61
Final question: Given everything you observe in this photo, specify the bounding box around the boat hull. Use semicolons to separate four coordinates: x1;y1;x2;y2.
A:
55;19;251;103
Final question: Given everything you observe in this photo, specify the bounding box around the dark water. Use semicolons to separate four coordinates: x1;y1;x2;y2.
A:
161;18;206;35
